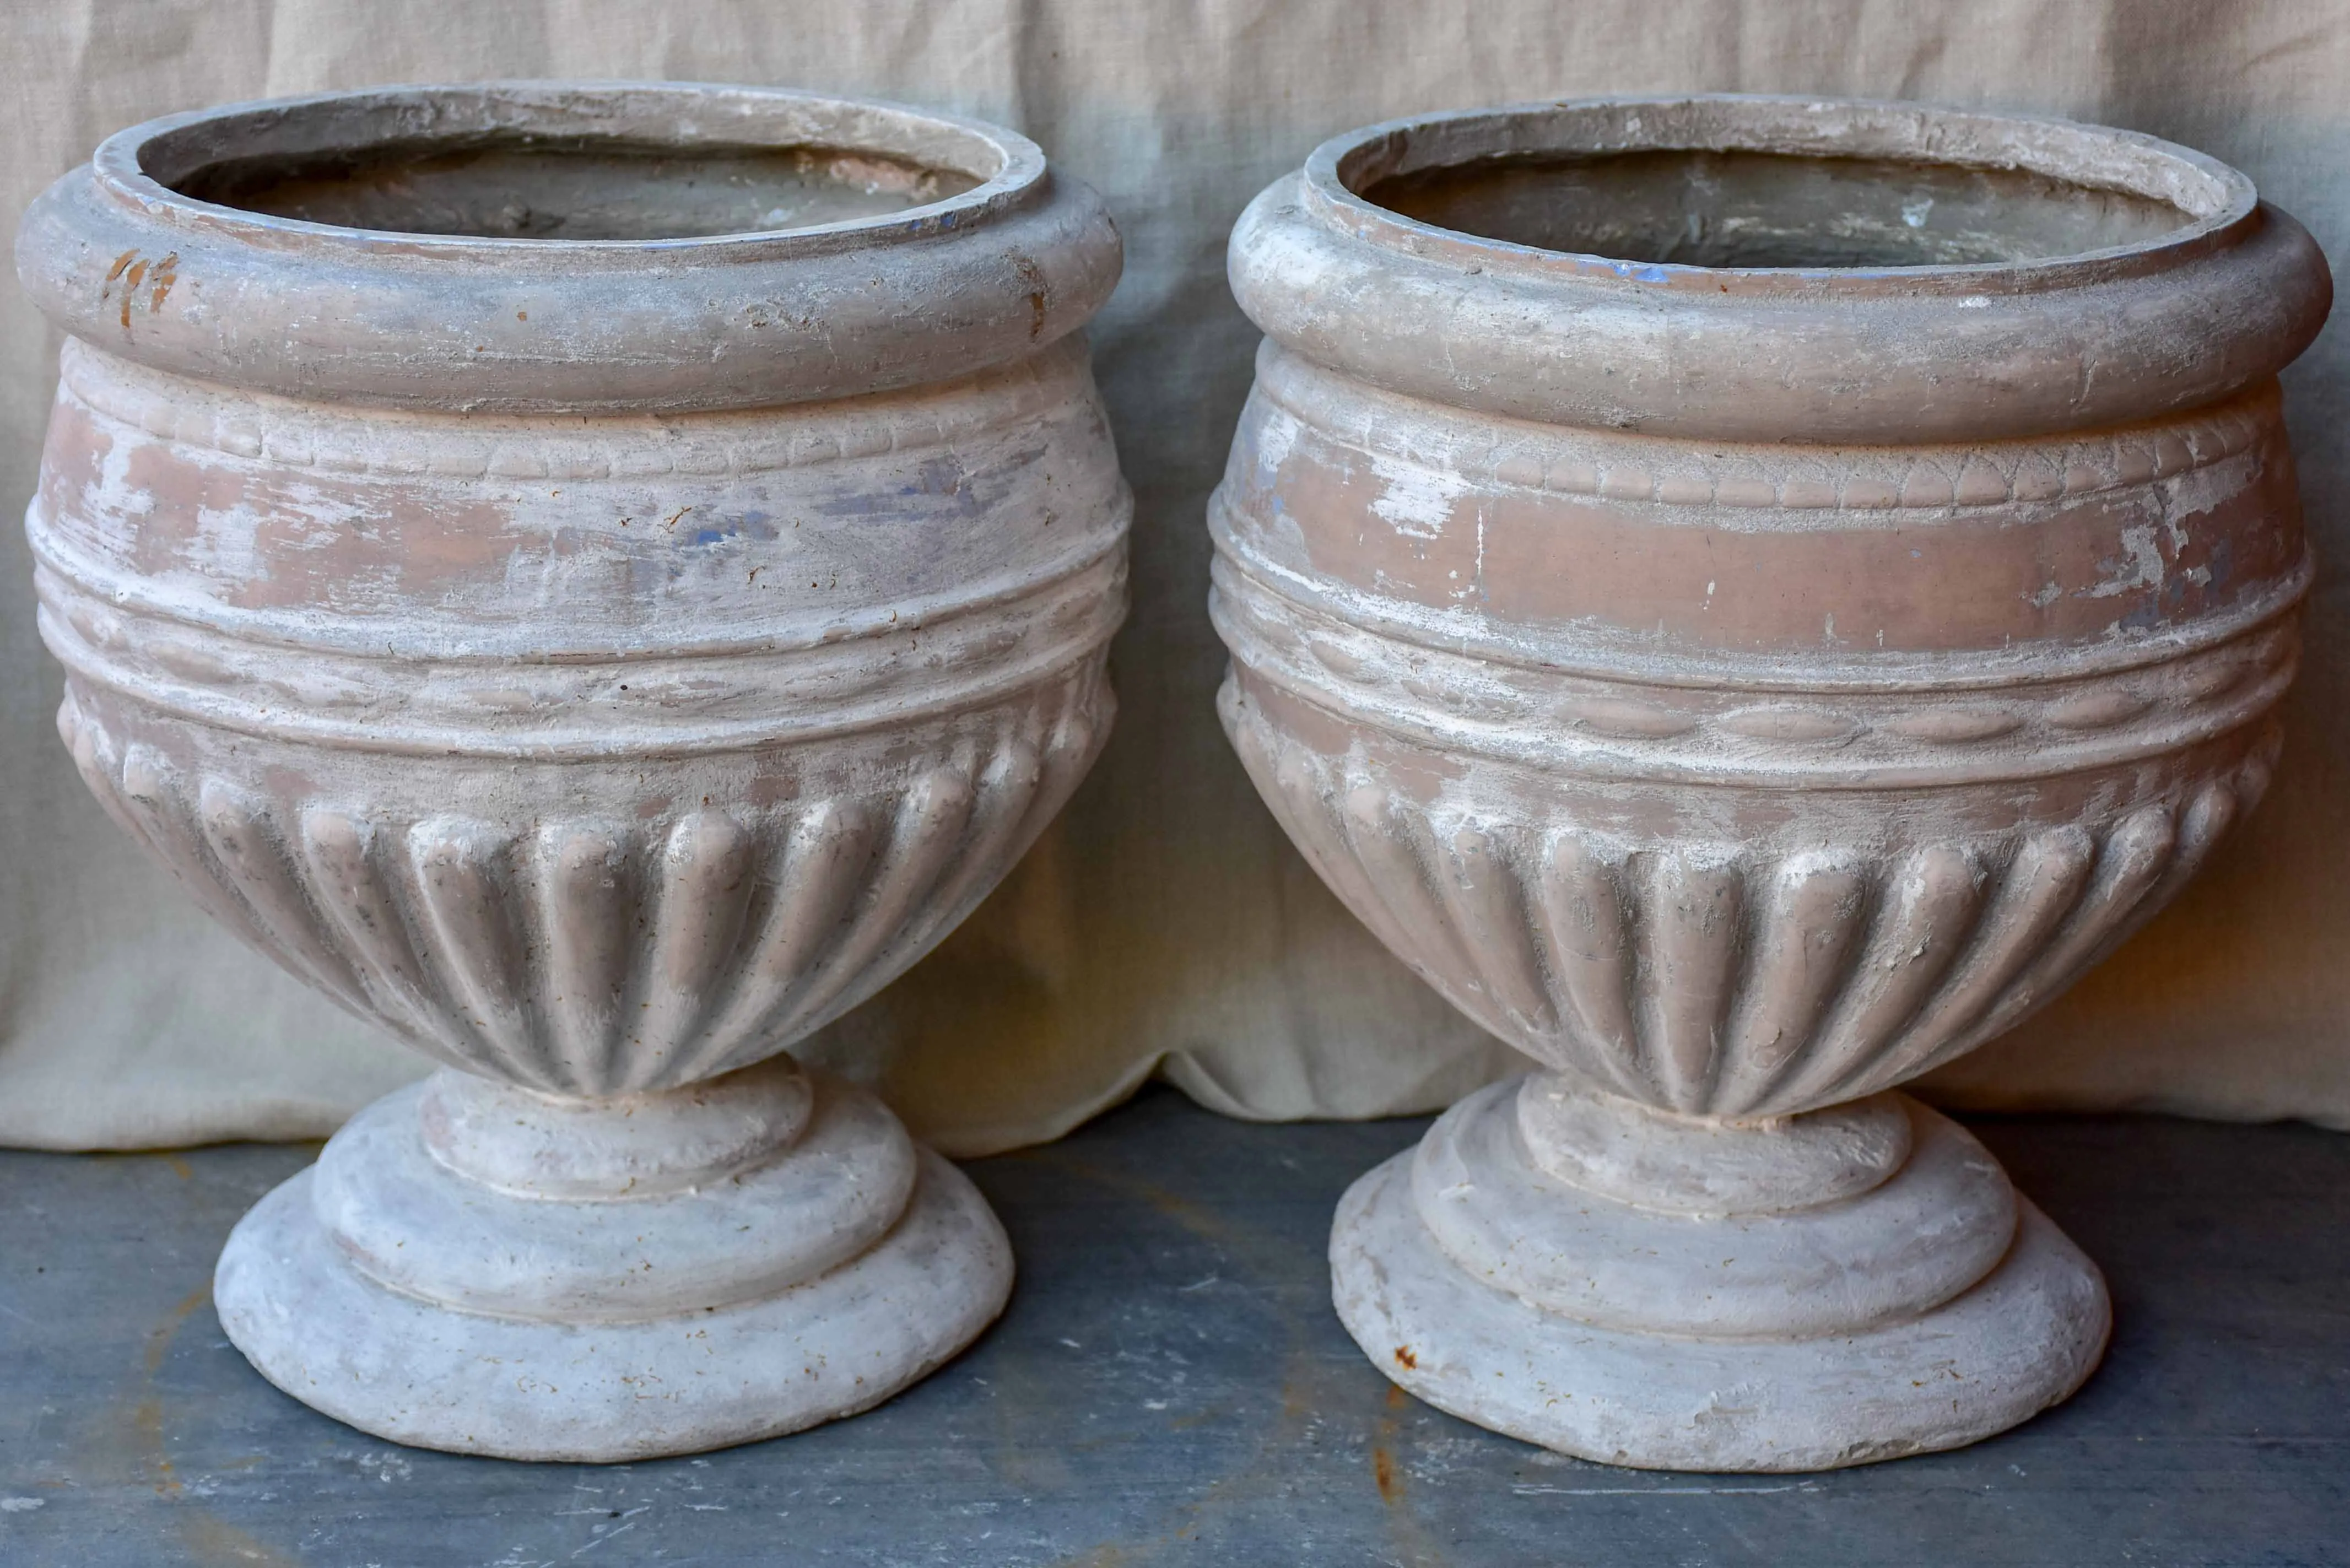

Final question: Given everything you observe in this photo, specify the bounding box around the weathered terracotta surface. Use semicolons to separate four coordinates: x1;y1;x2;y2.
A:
1211;95;2330;1470
17;82;1128;1461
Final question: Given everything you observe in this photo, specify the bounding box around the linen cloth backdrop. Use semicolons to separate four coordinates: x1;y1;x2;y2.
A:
1;0;2344;1155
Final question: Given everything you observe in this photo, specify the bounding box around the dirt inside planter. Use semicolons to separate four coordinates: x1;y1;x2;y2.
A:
165;134;979;240
1363;148;2194;268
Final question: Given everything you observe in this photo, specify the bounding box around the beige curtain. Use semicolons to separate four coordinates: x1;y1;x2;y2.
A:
2;0;2344;1155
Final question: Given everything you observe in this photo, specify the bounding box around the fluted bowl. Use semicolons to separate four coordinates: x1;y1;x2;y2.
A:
23;82;1130;1096
1212;95;2328;1118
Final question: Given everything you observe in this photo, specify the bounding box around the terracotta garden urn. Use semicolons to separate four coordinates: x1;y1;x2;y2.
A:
17;82;1127;1460
1211;95;2330;1469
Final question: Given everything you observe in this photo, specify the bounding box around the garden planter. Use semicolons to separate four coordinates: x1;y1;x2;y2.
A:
1211;95;2330;1469
17;82;1128;1461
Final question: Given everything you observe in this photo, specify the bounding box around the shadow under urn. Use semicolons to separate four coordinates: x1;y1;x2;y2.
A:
1211;95;2331;1470
15;82;1129;1461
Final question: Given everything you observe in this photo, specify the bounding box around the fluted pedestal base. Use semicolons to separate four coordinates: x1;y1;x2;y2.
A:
214;1058;1011;1461
1331;1077;2108;1472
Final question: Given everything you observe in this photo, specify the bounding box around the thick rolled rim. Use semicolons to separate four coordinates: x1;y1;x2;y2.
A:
90;79;1050;267
21;80;1123;411
1231;94;2330;440
1301;93;2256;296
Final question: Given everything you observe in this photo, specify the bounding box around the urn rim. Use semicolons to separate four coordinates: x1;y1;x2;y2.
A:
90;79;1045;261
1230;93;2332;441
17;81;1124;412
1302;94;2252;296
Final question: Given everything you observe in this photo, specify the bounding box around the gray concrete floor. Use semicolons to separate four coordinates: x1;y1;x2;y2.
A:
0;1086;2344;1567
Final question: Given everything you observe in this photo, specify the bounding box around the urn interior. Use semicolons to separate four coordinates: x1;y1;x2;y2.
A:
1364;148;2202;269
1331;96;2245;282
147;94;994;241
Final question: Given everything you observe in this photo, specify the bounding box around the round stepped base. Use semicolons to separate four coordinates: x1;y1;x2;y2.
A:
215;1062;1012;1462
1330;1079;2109;1472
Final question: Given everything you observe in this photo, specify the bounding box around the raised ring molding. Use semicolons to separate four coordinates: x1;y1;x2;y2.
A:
26;497;1131;661
34;538;1124;758
54;331;1097;483
1252;343;2283;515
34;331;1132;666
1212;552;2298;788
1204;498;2313;695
